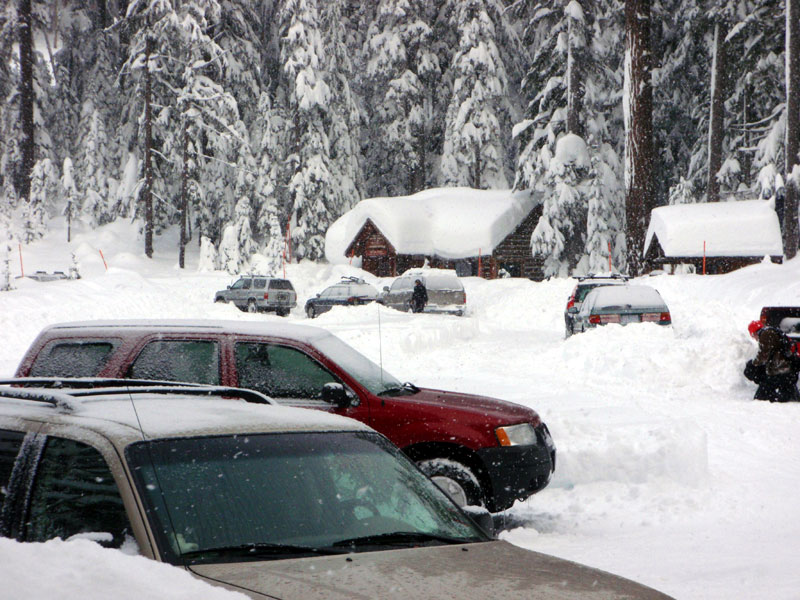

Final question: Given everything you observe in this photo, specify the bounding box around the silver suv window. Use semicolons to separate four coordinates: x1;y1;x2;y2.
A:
24;436;133;549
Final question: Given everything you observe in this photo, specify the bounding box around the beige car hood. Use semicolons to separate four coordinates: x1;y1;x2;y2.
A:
188;540;672;600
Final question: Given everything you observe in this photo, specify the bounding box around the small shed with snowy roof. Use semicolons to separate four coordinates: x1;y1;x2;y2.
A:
643;199;783;274
325;188;544;279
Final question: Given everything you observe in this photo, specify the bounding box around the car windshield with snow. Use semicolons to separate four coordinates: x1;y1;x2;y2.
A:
379;268;466;315
0;381;672;600
304;276;378;318
572;285;671;333
16;319;556;512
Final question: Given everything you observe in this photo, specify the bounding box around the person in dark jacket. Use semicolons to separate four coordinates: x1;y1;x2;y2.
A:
745;324;800;402
411;279;428;313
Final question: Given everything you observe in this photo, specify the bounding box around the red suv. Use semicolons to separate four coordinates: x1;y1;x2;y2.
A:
15;320;556;512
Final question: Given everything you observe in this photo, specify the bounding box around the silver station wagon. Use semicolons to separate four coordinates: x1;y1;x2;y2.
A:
379;268;466;316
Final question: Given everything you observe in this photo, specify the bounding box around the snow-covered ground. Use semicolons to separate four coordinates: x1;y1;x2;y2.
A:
2;217;799;599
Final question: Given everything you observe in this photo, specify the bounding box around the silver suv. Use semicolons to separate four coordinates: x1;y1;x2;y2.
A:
214;275;296;316
0;379;671;599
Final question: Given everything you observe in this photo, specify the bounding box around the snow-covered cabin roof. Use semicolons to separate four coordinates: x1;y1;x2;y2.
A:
325;188;539;262
644;199;783;258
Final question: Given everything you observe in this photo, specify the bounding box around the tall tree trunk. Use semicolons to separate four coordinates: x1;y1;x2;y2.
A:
624;0;654;275
143;36;154;259
179;122;189;269
785;0;800;258
707;20;728;203
566;18;584;137
18;0;35;202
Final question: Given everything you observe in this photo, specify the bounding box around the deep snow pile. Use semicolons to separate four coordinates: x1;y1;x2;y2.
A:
1;217;799;599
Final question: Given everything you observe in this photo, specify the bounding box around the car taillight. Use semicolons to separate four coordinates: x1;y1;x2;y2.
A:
567;298;575;310
660;312;671;323
263;293;269;299
591;314;620;324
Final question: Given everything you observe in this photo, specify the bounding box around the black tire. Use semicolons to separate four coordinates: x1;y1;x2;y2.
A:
418;459;484;508
306;305;316;319
246;299;257;313
215;296;226;304
276;308;289;317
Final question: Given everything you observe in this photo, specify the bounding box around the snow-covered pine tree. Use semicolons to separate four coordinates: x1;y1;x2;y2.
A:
280;0;335;261
320;0;363;215
25;158;59;242
531;133;591;277
361;0;439;196
250;91;288;246
197;235;217;272
218;196;256;274
440;0;513;189
77;103;112;227
61;156;79;242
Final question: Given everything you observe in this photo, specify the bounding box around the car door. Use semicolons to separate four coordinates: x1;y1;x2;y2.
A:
232;340;370;423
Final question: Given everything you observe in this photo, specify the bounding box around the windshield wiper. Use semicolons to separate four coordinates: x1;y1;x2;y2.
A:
181;542;348;561
377;382;419;397
332;531;475;548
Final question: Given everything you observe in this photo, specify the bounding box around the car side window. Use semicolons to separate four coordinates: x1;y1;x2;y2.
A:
128;340;220;385
253;278;267;289
29;340;116;377
24;436;133;550
0;430;26;518
240;278;252;290
230;278;245;290
235;343;338;400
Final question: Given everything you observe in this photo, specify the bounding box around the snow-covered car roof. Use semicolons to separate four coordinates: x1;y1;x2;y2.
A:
325;187;539;262
0;393;369;447
39;319;331;343
398;268;464;290
644;199;782;258
581;285;668;313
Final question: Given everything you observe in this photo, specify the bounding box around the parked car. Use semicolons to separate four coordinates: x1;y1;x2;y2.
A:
379;268;466;316
572;285;671;333
756;306;800;340
214;275;296;316
0;379;671;600
16;319;555;512
565;274;629;337
305;276;378;318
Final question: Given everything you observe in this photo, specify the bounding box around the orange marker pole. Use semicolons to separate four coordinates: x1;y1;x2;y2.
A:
702;241;706;275
478;248;482;278
99;249;108;271
608;241;612;272
18;243;24;278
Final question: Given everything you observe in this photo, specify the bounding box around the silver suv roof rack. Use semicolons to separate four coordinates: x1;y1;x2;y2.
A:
0;378;275;411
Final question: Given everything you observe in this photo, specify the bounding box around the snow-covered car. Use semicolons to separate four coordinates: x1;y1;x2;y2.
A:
564;273;629;337
572;284;672;333
214;275;296;316
379;268;466;315
0;379;672;600
305;276;378;318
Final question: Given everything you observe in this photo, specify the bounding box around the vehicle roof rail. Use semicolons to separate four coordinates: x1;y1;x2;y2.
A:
0;385;78;412
0;377;206;389
0;379;275;406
